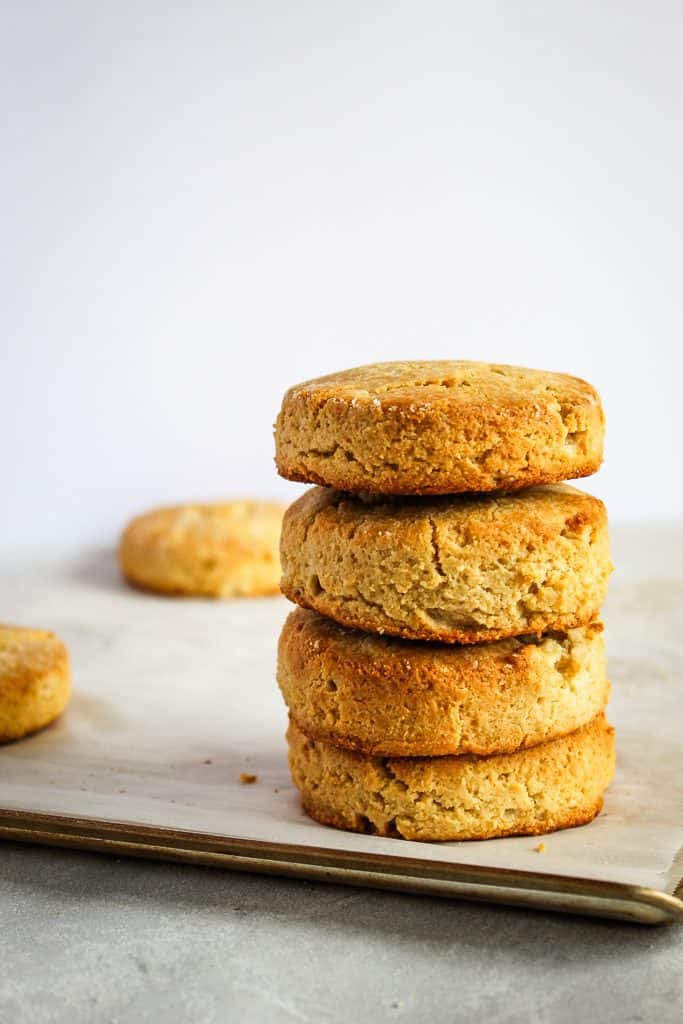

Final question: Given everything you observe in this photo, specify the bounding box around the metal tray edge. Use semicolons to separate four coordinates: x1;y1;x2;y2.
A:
1;807;681;926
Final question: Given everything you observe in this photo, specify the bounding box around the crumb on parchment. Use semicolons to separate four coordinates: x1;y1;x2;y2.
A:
240;772;258;784
535;841;547;853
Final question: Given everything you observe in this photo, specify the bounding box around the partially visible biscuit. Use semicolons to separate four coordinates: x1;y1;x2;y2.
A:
0;625;71;741
288;714;615;842
278;608;609;756
280;484;611;643
119;500;287;597
275;361;604;494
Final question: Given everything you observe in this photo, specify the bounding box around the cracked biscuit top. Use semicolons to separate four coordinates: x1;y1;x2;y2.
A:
274;360;604;494
279;484;611;644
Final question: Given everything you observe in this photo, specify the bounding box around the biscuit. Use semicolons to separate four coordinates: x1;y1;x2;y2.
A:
280;484;610;643
275;361;604;495
278;608;608;756
287;714;615;841
119;500;287;597
0;625;71;741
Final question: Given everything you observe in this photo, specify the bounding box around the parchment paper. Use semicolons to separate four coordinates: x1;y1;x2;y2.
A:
1;527;681;895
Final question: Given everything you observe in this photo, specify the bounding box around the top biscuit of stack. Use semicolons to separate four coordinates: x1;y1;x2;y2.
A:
275;361;604;495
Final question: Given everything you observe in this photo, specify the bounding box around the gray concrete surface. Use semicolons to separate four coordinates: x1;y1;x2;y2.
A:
2;841;681;1024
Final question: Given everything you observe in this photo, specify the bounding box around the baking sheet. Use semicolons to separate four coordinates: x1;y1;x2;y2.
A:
1;530;682;923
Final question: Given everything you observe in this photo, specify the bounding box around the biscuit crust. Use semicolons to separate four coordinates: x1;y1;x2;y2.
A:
0;625;71;741
280;485;611;643
119;500;287;598
275;361;604;495
287;714;615;842
278;609;609;757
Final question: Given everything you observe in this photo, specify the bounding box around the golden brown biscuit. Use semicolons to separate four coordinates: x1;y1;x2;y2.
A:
0;625;71;741
275;361;604;495
288;714;615;842
278;608;609;756
280;484;611;643
119;500;287;597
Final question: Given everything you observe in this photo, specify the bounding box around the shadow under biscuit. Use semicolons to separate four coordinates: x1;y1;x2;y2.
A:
68;547;129;595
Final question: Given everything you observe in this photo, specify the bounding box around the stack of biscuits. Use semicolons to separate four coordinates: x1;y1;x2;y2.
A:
274;361;615;842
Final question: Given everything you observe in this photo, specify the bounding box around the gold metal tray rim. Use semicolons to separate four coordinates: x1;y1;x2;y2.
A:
1;807;681;926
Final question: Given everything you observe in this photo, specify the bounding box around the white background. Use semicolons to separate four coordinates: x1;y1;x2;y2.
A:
3;1;682;547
